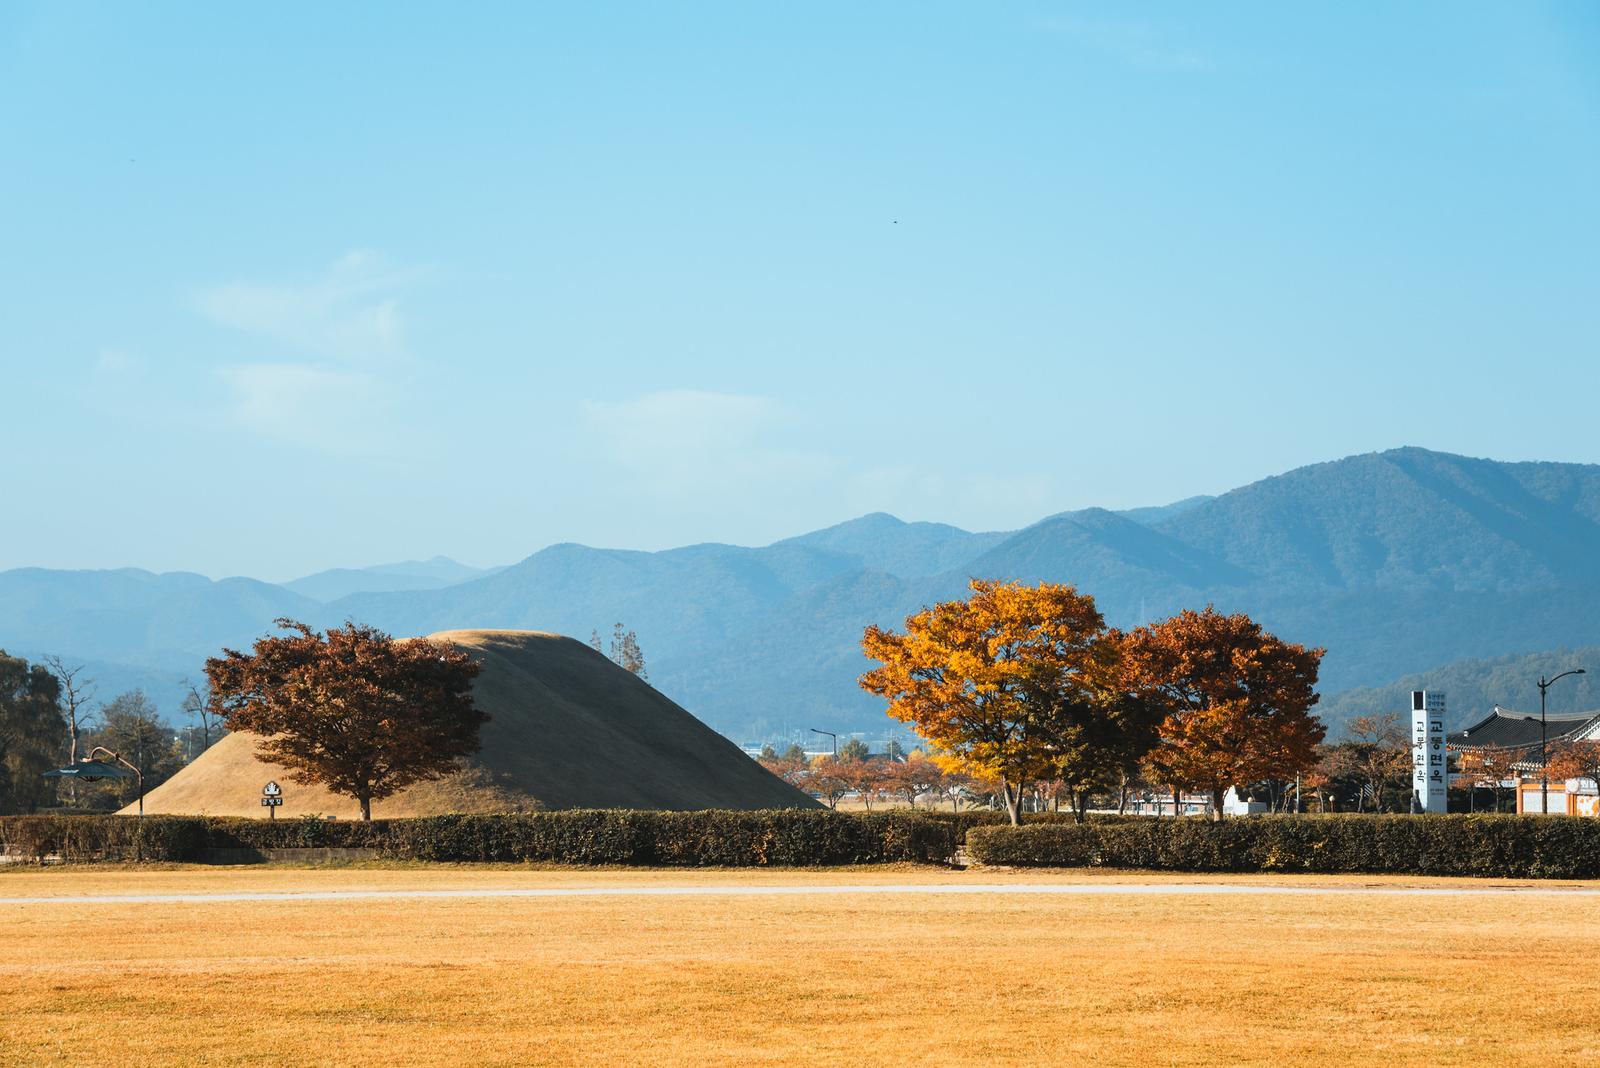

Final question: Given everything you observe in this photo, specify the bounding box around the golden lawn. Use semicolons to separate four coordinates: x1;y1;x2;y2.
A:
3;866;1596;1066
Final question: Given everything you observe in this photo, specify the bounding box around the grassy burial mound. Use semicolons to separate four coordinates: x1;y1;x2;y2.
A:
133;629;816;818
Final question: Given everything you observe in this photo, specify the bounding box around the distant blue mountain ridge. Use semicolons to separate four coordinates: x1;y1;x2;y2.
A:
283;556;499;602
3;447;1599;741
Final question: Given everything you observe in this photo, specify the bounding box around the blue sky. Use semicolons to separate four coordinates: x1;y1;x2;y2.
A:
2;2;1596;579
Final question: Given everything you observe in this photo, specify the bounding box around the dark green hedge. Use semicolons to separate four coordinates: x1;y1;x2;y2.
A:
25;811;1583;876
0;810;975;866
967;814;1600;879
208;810;968;865
0;815;209;863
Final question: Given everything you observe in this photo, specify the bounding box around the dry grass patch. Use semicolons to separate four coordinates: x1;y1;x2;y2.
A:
3;870;1599;1066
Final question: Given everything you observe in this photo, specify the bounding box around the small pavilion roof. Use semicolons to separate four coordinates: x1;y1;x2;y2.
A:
1448;707;1600;750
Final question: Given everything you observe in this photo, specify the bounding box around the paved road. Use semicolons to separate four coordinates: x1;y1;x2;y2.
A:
5;882;1600;906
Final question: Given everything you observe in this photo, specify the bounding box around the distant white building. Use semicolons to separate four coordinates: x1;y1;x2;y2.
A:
1125;788;1267;817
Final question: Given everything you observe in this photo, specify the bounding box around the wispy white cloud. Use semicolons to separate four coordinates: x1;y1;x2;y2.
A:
581;390;834;498
1036;16;1211;71
214;362;374;442
195;250;418;363
578;390;1061;540
198;252;425;451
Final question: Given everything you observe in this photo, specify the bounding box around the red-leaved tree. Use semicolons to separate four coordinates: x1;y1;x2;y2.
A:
206;619;486;820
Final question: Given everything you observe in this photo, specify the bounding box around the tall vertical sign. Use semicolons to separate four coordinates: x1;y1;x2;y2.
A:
1411;691;1447;813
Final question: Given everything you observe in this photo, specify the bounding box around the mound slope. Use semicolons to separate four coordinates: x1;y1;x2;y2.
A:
133;629;816;818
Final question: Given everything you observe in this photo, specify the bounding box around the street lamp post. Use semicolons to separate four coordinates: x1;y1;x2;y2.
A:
42;747;144;815
89;746;145;817
41;747;146;860
809;728;837;757
1537;668;1587;814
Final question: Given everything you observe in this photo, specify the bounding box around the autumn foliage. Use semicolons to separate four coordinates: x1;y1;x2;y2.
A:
1124;607;1325;819
205;620;486;820
861;579;1154;824
861;583;1324;822
1546;739;1600;786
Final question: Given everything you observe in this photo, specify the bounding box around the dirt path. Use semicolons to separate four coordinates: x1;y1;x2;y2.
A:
8;880;1600;906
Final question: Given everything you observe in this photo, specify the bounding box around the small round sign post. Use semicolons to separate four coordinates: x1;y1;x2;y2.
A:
262;780;283;820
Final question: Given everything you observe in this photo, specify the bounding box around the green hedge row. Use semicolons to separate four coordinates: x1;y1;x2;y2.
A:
27;811;1587;876
0;815;208;863
213;810;973;865
1;810;989;866
967;814;1600;879
0;809;1117;866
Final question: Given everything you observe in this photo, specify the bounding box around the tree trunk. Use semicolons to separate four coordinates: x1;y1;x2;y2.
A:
1210;785;1226;822
1002;779;1024;826
359;793;372;821
66;719;79;804
1172;787;1181;819
1076;790;1089;824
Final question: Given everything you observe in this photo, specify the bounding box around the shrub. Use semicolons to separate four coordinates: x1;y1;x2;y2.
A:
0;815;207;863
966;814;1600;879
0;810;971;866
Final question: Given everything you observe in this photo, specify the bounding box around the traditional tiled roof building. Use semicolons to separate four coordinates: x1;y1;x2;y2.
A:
1448;707;1600;752
1448;707;1600;814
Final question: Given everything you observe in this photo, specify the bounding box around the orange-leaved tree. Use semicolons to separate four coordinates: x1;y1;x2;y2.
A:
806;755;852;809
1125;607;1324;820
1547;739;1600;794
205;619;486;820
757;746;812;792
881;756;945;809
835;757;887;810
860;578;1142;825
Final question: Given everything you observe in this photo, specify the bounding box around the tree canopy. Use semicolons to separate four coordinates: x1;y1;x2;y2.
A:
205;620;486;820
860;579;1149;824
86;691;184;809
591;624;648;681
0;650;66;814
1126;607;1325;819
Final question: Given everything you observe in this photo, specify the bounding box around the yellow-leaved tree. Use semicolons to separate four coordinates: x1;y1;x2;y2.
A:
860;578;1149;825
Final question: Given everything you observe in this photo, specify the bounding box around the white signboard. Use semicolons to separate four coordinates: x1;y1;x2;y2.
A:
1411;691;1447;814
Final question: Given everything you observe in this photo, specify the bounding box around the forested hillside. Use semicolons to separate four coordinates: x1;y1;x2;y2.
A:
1317;646;1600;729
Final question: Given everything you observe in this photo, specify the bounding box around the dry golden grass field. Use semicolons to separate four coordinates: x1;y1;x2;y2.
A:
4;865;1598;1066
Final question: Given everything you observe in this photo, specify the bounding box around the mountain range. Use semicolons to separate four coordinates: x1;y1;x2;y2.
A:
3;446;1598;741
282;556;500;603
